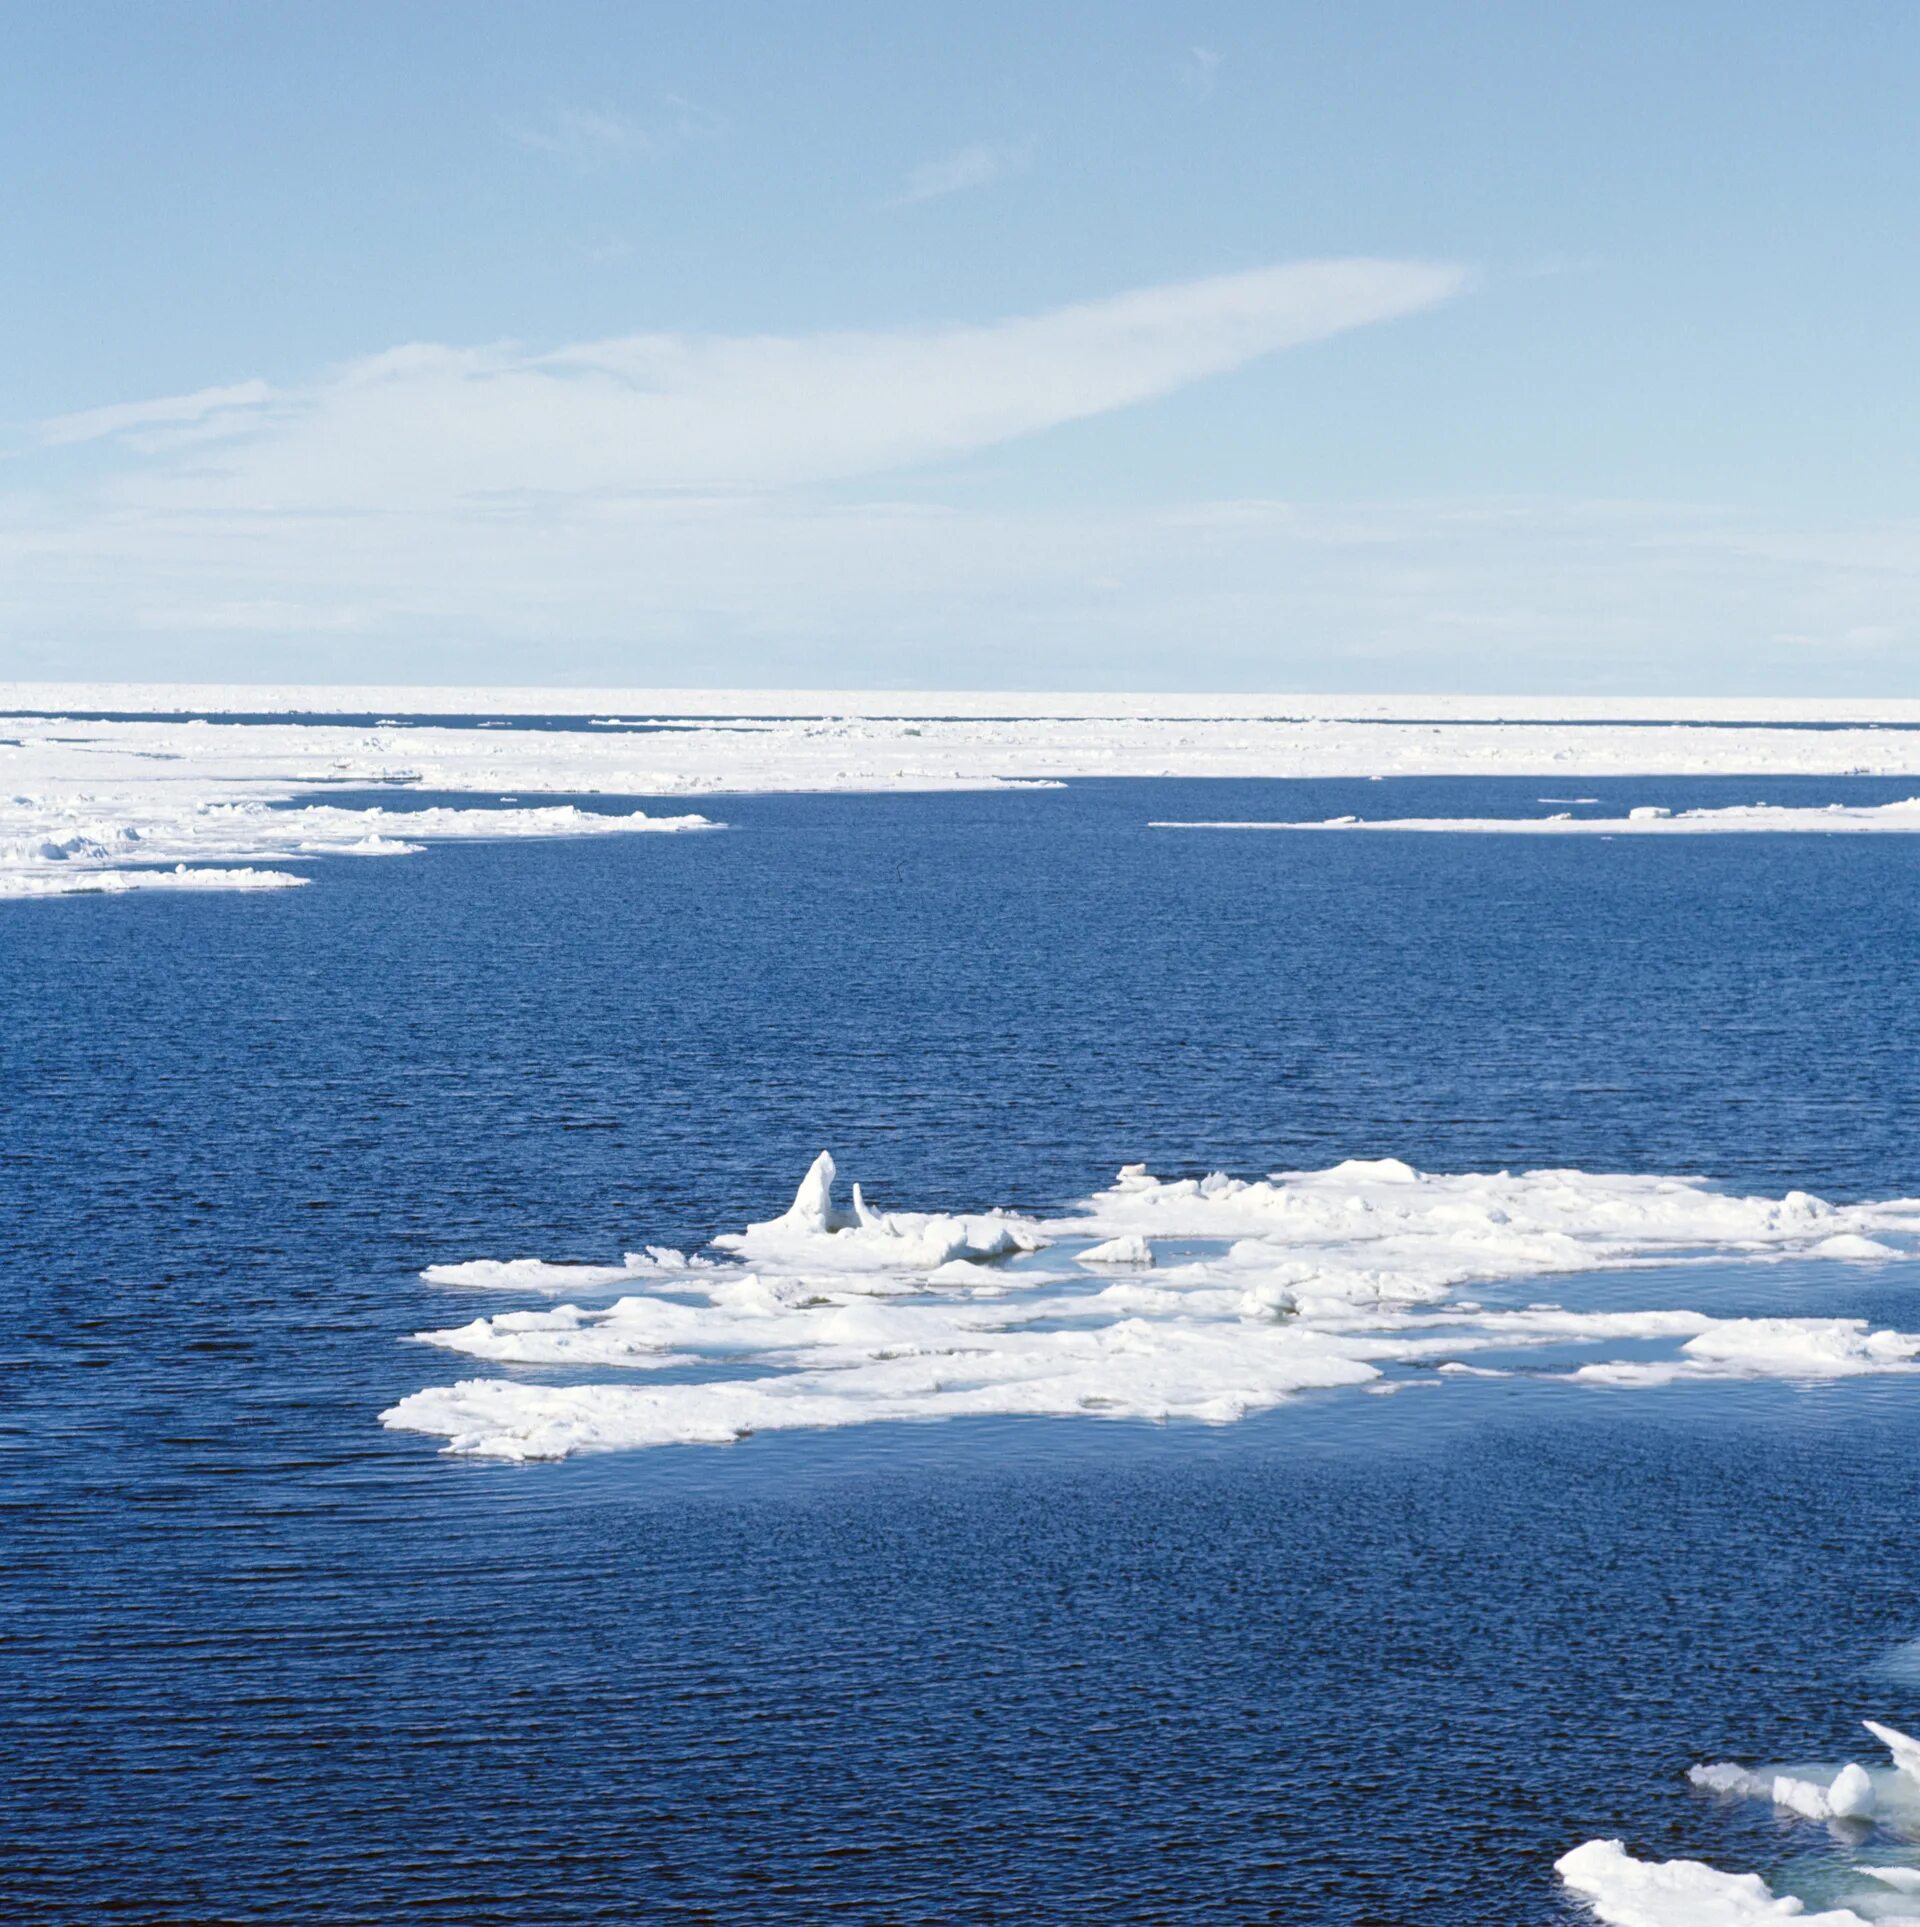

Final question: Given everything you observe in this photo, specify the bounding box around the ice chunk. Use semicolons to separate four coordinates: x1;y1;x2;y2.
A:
1079;1235;1153;1267
1151;796;1920;838
383;1154;1920;1457
1689;1761;1766;1796
714;1153;1043;1272
1770;1774;1833;1821
1828;1762;1878;1820
421;1250;691;1292
1576;1318;1920;1387
1865;1720;1920;1786
1815;1234;1900;1260
1555;1839;1875;1925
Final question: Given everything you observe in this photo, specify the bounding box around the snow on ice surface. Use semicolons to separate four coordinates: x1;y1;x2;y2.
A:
1153;798;1920;835
11;684;1920;896
381;1154;1920;1460
1561;1719;1920;1924
0;863;310;896
1555;1840;1880;1926
0;777;718;896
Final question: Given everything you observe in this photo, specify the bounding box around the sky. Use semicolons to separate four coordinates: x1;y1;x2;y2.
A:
4;0;1919;693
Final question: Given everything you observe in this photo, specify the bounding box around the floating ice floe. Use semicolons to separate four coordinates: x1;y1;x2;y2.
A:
380;1152;1920;1460
0;862;310;896
1555;1839;1881;1926
10;696;1920;901
0;745;720;898
420;1247;702;1292
1561;1716;1920;1924
1151;797;1920;836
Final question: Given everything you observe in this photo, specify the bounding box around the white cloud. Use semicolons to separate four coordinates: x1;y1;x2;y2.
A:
39;257;1896;692
1179;47;1222;98
62;258;1464;514
502;97;720;171
503;104;650;168
891;139;1033;206
9;481;1920;692
37;380;275;449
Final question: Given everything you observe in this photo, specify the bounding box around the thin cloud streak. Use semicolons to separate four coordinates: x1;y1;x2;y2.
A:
1179;46;1222;98
501;97;722;171
890;140;1033;206
39;380;275;449
57;257;1467;510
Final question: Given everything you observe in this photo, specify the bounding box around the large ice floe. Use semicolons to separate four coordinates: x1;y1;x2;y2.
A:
380;1152;1920;1461
1153;797;1920;835
11;686;1920;895
2;776;717;897
1558;1711;1920;1925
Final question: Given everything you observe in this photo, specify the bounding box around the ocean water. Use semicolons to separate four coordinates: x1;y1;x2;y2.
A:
4;773;1918;1924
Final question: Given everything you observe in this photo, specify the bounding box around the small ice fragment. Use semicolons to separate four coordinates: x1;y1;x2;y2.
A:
1827;1761;1876;1820
1770;1774;1832;1821
1080;1235;1153;1267
1814;1233;1899;1259
1865;1719;1920;1784
1861;1867;1920;1894
1556;1837;1876;1925
1629;805;1673;819
1689;1761;1761;1795
778;1151;845;1235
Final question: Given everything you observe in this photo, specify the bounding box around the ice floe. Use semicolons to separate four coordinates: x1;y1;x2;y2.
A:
0;777;720;897
1562;1716;1920;1924
381;1153;1920;1459
9;688;1920;899
1574;1318;1920;1386
0;862;310;896
1152;798;1920;835
1556;1839;1881;1926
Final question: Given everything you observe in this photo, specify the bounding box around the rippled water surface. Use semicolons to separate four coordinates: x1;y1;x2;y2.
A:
4;775;1918;1923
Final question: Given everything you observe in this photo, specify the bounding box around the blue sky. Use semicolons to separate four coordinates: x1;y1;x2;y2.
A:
5;1;1918;691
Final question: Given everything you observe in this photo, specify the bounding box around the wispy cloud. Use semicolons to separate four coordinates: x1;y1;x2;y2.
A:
1178;46;1222;99
5;259;1508;681
38;380;275;449
502;96;721;172
890;139;1033;207
54;258;1465;509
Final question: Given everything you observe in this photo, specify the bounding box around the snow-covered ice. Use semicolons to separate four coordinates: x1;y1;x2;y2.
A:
1555;1839;1881;1926
1;768;719;896
1153;797;1920;835
380;1153;1920;1460
11;684;1920;895
1562;1717;1920;1924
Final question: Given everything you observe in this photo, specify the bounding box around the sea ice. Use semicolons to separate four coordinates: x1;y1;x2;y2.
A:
711;1151;1042;1273
382;1153;1920;1458
1573;1715;1920;1924
1079;1234;1154;1266
1555;1839;1877;1926
11;690;1920;901
1151;797;1920;836
0;732;720;898
1575;1319;1920;1387
420;1249;698;1291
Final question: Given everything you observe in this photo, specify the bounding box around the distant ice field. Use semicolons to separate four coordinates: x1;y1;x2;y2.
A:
5;771;1919;1924
15;686;1920;894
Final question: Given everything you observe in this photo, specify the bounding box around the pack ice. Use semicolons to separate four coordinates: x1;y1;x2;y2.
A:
1559;1712;1920;1924
380;1152;1920;1460
13;691;1920;896
0;713;720;897
1154;797;1920;836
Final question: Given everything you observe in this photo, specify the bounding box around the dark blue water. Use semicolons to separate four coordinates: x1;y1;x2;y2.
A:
4;776;1918;1924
